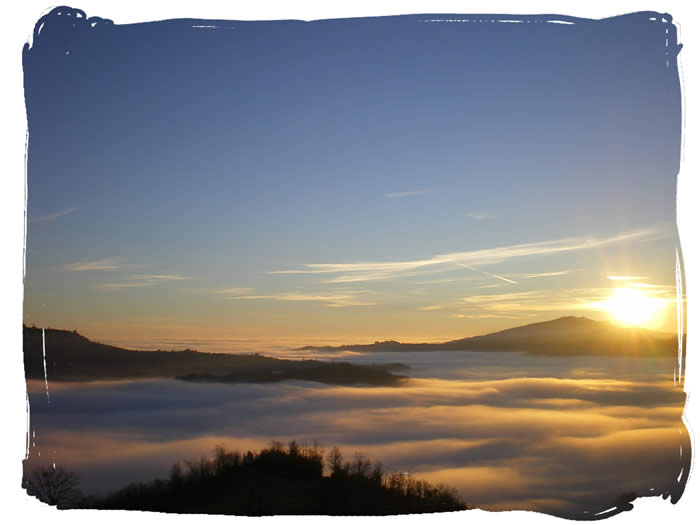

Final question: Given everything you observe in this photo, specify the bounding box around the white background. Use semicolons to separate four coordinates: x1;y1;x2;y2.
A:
1;2;697;524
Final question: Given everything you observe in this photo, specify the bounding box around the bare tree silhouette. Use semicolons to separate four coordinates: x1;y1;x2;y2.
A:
23;466;83;508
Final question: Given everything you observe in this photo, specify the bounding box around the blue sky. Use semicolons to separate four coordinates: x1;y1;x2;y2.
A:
22;11;683;345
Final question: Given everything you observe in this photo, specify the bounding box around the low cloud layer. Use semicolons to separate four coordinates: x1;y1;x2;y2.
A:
24;352;687;518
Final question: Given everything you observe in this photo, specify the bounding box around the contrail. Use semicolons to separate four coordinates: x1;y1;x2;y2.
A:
454;262;519;284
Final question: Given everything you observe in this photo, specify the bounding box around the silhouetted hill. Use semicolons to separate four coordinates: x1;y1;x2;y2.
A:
297;317;681;357
447;316;681;356
25;443;642;518
92;442;468;515
22;326;405;386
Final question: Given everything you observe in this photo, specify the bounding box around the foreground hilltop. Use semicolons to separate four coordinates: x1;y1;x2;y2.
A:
92;443;468;515
299;317;681;357
22;326;404;386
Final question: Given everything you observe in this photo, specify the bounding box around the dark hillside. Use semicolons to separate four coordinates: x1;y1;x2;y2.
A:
296;317;680;357
94;443;468;515
447;316;681;356
22;326;404;386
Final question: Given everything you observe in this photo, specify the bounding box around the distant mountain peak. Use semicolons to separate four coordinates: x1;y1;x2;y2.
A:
447;316;609;345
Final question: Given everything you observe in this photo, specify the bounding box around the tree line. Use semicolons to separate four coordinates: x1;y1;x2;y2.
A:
25;441;469;515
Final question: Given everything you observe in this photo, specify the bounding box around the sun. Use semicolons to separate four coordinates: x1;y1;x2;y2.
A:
601;287;667;327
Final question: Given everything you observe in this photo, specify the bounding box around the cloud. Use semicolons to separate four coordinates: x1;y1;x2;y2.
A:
64;258;121;272
515;270;571;279
214;287;256;296
384;189;432;198
29;207;76;223
456;285;676;317
461;291;567;313
26;366;686;516
423;283;674;320
467;212;490;220
455;313;539;320
463;290;554;303
426;290;580;316
271;227;660;284
629;283;674;291
608;275;647;281
230;291;375;307
98;282;156;290
98;274;190;290
414;278;461;285
321;271;399;284
454;262;519;284
454;287;631;316
132;274;190;281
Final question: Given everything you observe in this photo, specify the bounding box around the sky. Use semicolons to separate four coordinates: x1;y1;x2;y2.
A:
22;11;683;349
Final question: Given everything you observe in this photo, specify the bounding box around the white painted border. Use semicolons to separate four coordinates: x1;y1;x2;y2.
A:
2;2;697;525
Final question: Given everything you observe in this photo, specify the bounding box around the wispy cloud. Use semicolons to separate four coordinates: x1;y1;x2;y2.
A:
214;287;256;296
629;283;674;291
420;304;444;311
467;212;490;221
463;290;553;304
414;276;485;286
322;271;400;284
384;189;432;199
415;278;459;285
421;288;599;317
510;270;571;279
452;313;538;320
230;291;375;308
29;207;76;223
98;273;190;290
64;258;121;272
131;274;190;281
457;286;676;316
98;282;156;290
608;275;646;281
454;262;519;284
460;291;584;314
272;228;659;284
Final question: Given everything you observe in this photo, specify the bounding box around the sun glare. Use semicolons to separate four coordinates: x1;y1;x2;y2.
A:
602;287;667;327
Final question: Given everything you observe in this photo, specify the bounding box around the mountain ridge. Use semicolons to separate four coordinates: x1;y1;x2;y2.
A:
22;326;405;386
295;316;681;357
22;316;682;386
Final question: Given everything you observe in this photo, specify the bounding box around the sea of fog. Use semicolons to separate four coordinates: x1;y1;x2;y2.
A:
24;350;687;518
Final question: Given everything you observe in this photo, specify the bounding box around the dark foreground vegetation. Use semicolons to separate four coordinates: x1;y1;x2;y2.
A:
23;326;405;386
23;443;647;518
26;443;469;515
